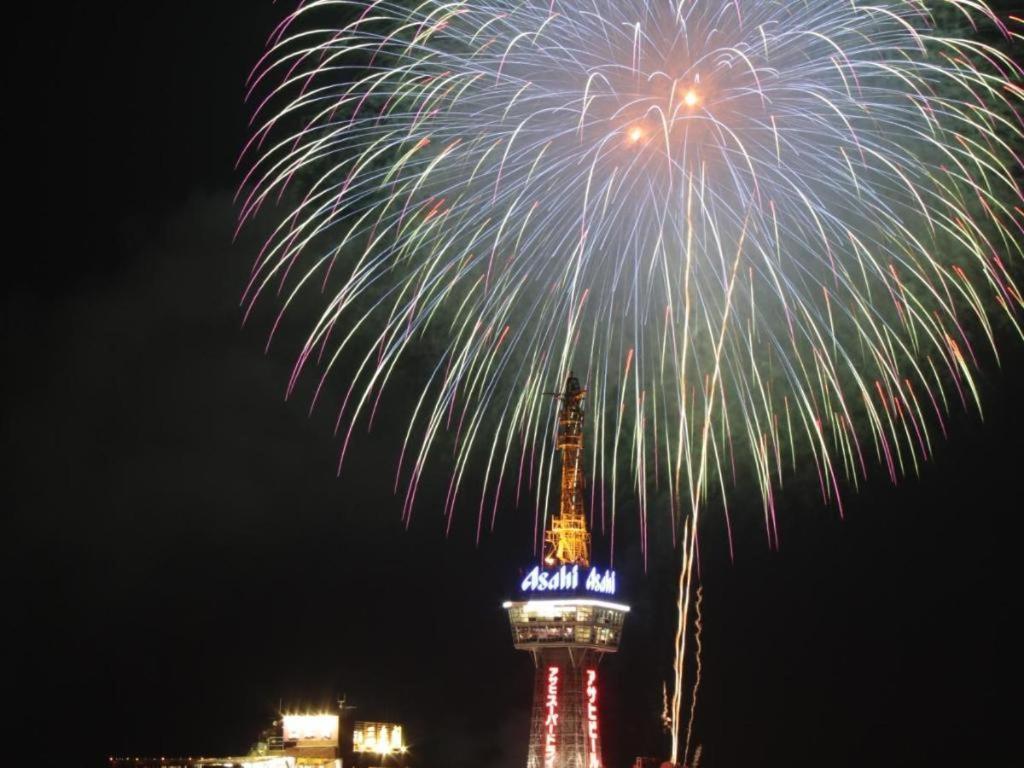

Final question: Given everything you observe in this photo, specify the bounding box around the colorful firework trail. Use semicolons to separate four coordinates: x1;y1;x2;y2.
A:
239;0;1023;558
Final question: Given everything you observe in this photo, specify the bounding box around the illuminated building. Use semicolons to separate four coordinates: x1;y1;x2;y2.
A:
504;375;629;768
269;709;407;768
352;722;406;759
109;703;407;768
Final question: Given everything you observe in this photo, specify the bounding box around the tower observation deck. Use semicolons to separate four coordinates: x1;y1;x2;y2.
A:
504;374;629;768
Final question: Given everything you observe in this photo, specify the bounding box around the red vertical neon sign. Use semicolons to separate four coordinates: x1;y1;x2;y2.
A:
586;668;600;768
545;666;559;768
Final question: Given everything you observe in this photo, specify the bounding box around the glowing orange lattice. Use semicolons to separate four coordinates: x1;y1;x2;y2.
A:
544;375;591;567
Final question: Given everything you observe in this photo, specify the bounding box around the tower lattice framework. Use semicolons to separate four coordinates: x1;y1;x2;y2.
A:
545;374;590;568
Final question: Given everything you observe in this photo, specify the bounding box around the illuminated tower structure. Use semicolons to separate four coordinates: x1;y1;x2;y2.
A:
504;375;629;768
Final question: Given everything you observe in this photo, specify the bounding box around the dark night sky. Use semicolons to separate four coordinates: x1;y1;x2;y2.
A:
6;3;1019;767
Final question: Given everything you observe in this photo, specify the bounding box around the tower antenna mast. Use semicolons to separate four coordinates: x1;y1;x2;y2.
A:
544;372;591;567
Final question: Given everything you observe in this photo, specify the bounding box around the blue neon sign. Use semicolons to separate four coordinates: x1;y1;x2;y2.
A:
519;564;617;596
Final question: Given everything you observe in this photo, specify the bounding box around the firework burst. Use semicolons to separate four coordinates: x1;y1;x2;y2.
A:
239;0;1023;562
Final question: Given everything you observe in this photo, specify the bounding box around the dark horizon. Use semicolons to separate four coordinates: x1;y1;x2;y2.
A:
7;3;1019;766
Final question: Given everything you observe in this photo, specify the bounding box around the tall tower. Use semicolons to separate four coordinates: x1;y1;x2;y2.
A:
505;374;630;768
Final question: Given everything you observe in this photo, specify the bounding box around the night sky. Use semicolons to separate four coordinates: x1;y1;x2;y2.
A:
7;3;1019;767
